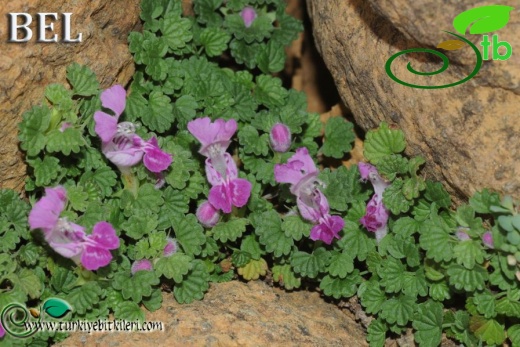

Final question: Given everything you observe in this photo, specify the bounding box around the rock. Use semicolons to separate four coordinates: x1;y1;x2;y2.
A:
0;0;141;192
307;0;520;201
56;280;368;346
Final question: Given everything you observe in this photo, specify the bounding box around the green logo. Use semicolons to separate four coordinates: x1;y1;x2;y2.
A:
1;298;72;338
385;5;514;89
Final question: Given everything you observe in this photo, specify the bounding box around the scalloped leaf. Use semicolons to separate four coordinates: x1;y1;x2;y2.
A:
364;122;406;164
174;260;210;304
453;5;514;35
320;271;361;299
272;264;301;290
155;253;192;283
290;248;331;279
237;258;268;280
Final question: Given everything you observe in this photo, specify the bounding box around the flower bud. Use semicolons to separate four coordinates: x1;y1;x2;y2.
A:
482;231;494;249
455;228;470;241
240;7;257;28
196;201;220;227
270;123;292;153
163;237;178;257
131;259;153;275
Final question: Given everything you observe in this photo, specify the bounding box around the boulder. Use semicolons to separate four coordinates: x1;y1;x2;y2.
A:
56;280;368;346
0;0;141;192
307;0;520;201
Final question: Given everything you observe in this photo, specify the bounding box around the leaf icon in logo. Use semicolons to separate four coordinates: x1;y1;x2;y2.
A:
453;5;514;35
42;298;72;319
437;39;466;50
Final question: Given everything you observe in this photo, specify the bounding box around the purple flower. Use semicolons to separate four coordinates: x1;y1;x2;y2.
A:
205;153;252;213
270;123;292;153
456;227;471;241
0;320;5;338
163;237;178;257
482;231;494;249
275;148;343;244
358;162;390;242
240;7;257;28
188;117;251;214
94;85;172;173
28;186;119;270
131;259;153;275
196;201;220;227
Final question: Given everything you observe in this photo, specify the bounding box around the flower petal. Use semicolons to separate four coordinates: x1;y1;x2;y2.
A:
142;137;173;173
80;246;113;270
94;111;118;143
28;186;67;232
209;184;232;213
100;84;126;117
90;221;119;250
229;178;252;208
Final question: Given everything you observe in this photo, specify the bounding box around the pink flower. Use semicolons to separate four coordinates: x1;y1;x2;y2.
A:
240;7;257;28
187;117;237;158
28;187;119;270
270;123;292;153
196;201;220;227
358;162;390;242
206;153;252;214
275;148;343;244
482;231;494;249
0;320;5;338
131;259;153;274
456;227;471;241
94;85;172;173
188;117;251;214
163;238;178;257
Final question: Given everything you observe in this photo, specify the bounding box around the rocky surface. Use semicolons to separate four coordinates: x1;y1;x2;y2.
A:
55;280;368;347
0;0;141;192
307;0;520;201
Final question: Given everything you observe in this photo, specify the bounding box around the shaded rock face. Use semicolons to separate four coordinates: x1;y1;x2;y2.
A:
56;280;368;346
0;0;141;192
307;0;520;201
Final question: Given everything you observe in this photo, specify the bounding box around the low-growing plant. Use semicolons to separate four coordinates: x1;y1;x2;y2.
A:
1;1;520;346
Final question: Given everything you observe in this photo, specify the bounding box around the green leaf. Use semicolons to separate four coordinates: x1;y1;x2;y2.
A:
367;319;388;347
453;240;485;269
240;235;262;260
225;13;273;43
79;166;118;198
114;301;145;323
121;211;158;239
174;260;210;304
113;270;160;303
19;105;50;156
380;294;415;326
29;156;60;187
447;263;488;292
358;280;386;314
507;325;520;346
45;84;73;110
403;269;428;297
377;154;409;181
141;91;173;132
327;251;354;278
364;122;406;164
42;298;72;319
281;215;311;241
469;189;501;214
272;265;301;290
257;41;286;74
17;243;42;266
8;269;42;299
473;318;506;346
253;210;293;257
254;74;288;108
172;214;206;256
377;257;405;293
290;248;331;279
199;27;230;57
424;181;451;208
383;179;413;214
320;271;361;299
495;296;520;318
321;117;355;159
155;253;192;283
66;281;102;315
453;5;514;35
193;0;223;26
66;63;99;96
237;258;268;280
238;125;269;156
473;291;497;319
419;218;456;262
161;13;192;51
337;222;376;261
50;267;77;293
402;176;426;200
142;288;163;312
172;95;198;128
213;218;249;243
413;300;443;347
46;128;84;155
